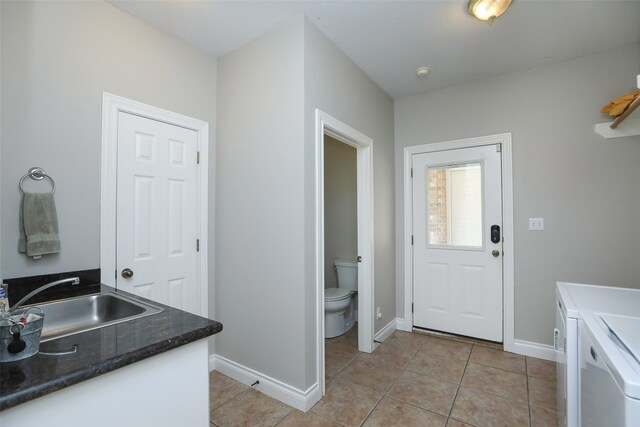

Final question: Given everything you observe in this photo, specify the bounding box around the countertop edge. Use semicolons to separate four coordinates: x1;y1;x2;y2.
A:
0;321;222;411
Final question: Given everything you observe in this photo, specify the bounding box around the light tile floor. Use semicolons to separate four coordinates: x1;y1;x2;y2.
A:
209;328;558;427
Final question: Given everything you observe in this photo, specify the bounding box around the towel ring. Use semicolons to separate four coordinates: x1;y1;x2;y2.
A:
19;167;55;194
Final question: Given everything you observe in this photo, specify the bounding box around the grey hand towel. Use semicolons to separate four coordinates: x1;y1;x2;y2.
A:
18;192;61;258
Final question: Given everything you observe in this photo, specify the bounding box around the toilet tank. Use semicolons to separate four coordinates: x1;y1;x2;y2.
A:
335;260;358;291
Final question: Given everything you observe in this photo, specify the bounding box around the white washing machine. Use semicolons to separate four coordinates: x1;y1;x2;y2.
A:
556;282;640;427
555;286;579;427
580;312;640;426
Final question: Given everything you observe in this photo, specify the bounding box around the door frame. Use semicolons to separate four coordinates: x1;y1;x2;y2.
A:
402;133;515;352
100;92;210;317
315;110;375;396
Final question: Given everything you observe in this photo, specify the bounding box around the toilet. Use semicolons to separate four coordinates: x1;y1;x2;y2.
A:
324;260;358;338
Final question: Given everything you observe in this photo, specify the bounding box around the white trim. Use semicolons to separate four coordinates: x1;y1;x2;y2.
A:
374;318;397;343
403;133;515;351
210;355;321;412
513;339;556;361
395;317;413;332
501;136;515;352
100;92;210;318
315;109;375;400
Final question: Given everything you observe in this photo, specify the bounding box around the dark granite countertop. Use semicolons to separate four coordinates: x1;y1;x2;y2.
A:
0;285;222;411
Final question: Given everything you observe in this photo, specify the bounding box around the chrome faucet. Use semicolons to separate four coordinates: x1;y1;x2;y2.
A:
8;277;80;313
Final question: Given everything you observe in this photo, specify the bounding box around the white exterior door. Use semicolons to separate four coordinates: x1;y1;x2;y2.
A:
116;111;200;314
412;144;503;342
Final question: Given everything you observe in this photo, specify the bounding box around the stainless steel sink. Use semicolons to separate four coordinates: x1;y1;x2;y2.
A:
22;292;163;342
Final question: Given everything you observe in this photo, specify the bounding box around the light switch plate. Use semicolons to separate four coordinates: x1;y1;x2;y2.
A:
529;218;544;231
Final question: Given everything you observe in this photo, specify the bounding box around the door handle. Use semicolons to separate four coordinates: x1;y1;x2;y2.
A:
491;250;500;257
121;268;134;279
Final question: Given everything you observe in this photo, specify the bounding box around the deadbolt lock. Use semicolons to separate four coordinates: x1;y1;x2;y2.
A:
492;250;500;258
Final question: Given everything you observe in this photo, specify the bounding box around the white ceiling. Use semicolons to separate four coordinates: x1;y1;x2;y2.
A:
110;1;640;98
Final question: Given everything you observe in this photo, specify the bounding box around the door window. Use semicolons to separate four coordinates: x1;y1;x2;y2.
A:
427;163;483;248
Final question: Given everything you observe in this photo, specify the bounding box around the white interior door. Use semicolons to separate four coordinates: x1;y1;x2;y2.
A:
412;144;503;342
116;111;200;314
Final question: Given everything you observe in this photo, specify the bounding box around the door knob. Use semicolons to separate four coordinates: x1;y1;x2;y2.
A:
121;268;134;278
492;250;500;257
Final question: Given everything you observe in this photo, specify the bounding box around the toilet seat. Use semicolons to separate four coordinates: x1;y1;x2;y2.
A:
325;287;351;301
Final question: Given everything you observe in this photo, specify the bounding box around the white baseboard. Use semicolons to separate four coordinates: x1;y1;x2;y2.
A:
374;318;397;343
513;339;556;361
395;317;412;332
210;354;321;412
389;319;555;361
208;353;217;372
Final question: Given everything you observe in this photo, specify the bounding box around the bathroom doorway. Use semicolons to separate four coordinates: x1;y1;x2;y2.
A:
324;137;357;292
315;110;374;399
323;135;360;384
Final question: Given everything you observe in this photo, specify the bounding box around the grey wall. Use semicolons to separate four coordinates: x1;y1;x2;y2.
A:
324;136;357;289
216;16;307;389
303;18;395;387
395;44;640;346
0;1;217;286
216;15;394;391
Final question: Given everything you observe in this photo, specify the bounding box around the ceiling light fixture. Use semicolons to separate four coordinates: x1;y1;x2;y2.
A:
416;67;430;78
468;0;512;22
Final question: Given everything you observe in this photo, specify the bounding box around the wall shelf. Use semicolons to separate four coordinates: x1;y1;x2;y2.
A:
595;75;640;139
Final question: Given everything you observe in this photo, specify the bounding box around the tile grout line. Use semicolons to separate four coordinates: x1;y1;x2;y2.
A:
364;337;459;423
385;338;469;422
526;356;533;427
323;335;379;426
330;377;385;397
465;350;528;376
446;343;473;421
271;406;295;427
455;346;534;412
329;330;382;426
464;359;527;376
330;350;360;378
209;386;252;416
314;410;347;427
331;351;361;380
405;336;427;360
357;392;385;427
383;394;456;422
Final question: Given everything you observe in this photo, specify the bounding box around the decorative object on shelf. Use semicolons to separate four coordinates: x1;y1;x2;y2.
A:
18;167;61;259
595;75;640;139
600;91;640;120
468;0;512;22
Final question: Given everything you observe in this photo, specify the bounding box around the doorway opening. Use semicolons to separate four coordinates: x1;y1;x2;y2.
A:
315;110;374;398
323;135;360;378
